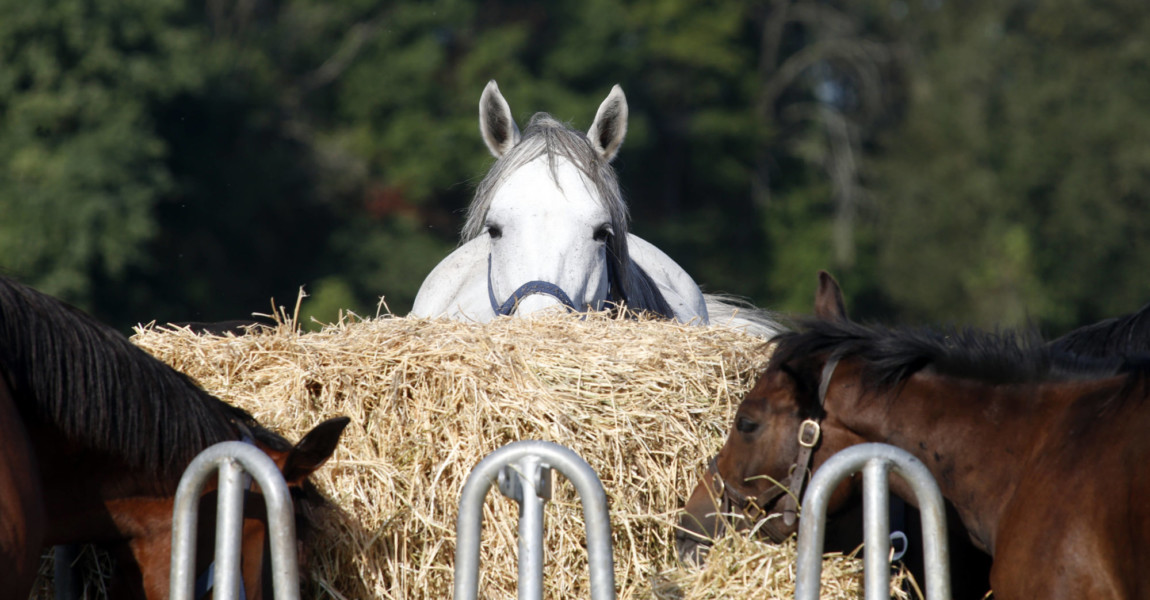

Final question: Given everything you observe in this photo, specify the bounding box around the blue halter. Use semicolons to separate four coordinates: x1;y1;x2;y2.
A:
487;254;580;316
195;560;246;600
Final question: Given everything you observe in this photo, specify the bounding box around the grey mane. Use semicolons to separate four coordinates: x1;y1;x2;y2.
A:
462;113;675;318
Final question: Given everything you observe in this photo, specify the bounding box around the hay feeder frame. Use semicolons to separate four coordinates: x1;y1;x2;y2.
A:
169;441;302;600
454;440;615;600
795;443;952;600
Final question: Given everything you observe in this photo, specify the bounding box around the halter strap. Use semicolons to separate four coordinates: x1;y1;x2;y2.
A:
817;356;840;409
705;451;800;544
487;253;619;316
778;355;840;526
712;355;842;541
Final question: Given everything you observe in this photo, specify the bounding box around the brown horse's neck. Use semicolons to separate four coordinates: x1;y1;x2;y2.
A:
29;424;181;546
825;367;1075;554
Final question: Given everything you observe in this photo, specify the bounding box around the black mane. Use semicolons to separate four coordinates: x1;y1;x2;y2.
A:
1049;302;1150;360
0;276;288;485
769;318;1135;400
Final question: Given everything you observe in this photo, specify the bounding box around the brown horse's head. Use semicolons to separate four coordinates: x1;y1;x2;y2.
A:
676;271;859;563
119;416;350;600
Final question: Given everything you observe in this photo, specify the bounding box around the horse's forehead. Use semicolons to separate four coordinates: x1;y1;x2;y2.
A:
488;156;607;220
746;369;797;410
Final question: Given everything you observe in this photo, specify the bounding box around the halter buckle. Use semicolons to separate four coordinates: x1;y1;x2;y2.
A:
797;419;820;448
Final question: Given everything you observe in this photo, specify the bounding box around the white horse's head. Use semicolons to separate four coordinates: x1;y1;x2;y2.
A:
461;80;645;317
412;82;784;336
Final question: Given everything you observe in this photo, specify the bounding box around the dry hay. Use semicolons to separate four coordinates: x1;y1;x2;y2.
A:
92;309;900;599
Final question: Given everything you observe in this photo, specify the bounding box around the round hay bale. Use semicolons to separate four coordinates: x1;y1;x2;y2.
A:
123;311;901;599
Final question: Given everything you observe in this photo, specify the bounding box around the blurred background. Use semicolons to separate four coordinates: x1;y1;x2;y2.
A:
1;0;1147;334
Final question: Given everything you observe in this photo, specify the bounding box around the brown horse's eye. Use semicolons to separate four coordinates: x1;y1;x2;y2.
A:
736;416;758;434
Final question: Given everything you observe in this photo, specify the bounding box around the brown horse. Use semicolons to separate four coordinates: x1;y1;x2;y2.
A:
676;272;992;598
0;275;348;600
679;297;1150;598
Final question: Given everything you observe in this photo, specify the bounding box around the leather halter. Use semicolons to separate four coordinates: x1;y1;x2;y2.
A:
712;356;841;542
486;252;623;316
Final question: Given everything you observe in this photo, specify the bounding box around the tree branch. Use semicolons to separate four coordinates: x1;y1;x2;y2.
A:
297;10;390;96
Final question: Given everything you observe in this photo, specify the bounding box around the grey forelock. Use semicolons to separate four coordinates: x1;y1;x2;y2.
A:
459;113;677;319
462;113;630;243
462;113;645;305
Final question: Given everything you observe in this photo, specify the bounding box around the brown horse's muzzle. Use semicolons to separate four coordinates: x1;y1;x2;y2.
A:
676;458;798;565
676;460;725;565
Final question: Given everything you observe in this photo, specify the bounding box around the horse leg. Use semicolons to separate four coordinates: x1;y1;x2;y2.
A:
0;393;46;600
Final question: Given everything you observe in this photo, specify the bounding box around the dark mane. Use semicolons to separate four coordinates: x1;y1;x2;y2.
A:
769;318;1135;403
0;276;287;485
1049;301;1150;359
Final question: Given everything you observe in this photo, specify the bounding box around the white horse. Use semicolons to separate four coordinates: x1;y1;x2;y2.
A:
411;81;784;337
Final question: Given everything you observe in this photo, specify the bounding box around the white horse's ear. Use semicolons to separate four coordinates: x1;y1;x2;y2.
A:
587;84;628;162
479;80;521;158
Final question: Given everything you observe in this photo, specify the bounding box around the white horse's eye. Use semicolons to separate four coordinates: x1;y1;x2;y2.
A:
593;224;612;243
486;224;503;239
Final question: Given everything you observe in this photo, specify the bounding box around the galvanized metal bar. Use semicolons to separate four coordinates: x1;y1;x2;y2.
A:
171;453;212;600
214;458;247;600
795;443;951;600
516;474;546;600
455;440;615;600
170;441;301;600
497;454;552;600
862;459;892;600
897;455;951;600
264;457;302;600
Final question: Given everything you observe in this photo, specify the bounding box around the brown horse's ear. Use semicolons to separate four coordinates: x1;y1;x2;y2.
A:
282;417;350;485
814;270;848;321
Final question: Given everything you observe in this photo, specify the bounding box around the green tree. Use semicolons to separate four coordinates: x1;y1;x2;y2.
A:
867;0;1150;331
0;0;377;328
324;0;781;310
0;0;199;307
6;0;1147;334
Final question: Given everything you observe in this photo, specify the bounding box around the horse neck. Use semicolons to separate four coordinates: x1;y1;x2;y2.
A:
824;365;1063;553
29;422;184;545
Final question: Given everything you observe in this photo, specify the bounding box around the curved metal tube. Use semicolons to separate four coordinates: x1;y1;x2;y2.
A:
170;441;300;600
794;443;951;600
454;440;615;600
